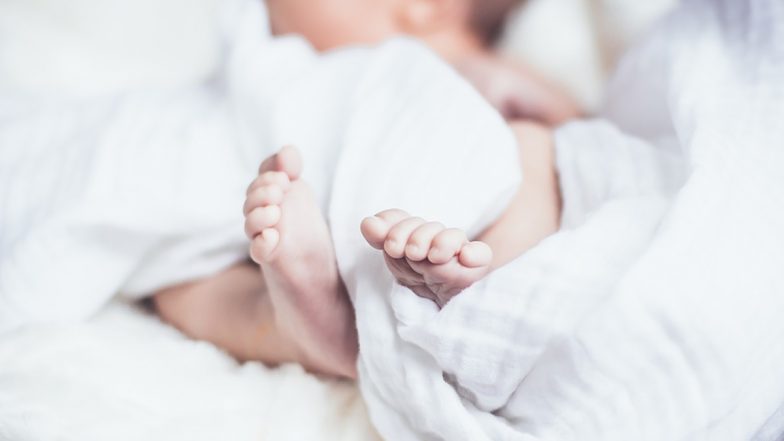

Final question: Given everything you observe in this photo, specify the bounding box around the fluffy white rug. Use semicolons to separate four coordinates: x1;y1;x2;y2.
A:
0;302;380;441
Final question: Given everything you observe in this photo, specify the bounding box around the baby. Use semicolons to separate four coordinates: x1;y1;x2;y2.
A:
266;0;580;124
156;129;559;381
154;0;565;379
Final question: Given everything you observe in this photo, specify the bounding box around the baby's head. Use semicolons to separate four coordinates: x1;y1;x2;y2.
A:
265;0;521;59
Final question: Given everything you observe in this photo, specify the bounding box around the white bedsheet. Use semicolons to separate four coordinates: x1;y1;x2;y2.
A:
340;0;784;439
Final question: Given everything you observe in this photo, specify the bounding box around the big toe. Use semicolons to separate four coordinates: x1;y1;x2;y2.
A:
361;209;410;250
361;216;390;250
259;145;303;179
276;145;303;179
250;228;281;263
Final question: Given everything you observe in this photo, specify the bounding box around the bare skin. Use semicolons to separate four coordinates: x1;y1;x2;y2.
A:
361;211;494;308
154;263;300;365
155;122;558;377
361;121;560;306
155;0;573;378
244;146;357;378
156;146;357;379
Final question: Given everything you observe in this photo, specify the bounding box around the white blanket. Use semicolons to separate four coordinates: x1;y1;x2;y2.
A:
2;0;783;440
337;0;784;439
0;0;518;331
0;1;520;439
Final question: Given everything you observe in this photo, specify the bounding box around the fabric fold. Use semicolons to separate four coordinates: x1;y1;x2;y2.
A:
343;1;784;439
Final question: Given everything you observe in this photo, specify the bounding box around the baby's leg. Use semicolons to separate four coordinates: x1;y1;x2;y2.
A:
154;263;300;366
155;146;357;378
245;146;357;377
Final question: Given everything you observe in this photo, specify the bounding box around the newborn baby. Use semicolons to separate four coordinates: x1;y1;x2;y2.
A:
266;0;580;124
211;118;558;379
157;129;557;380
154;0;564;379
250;122;559;304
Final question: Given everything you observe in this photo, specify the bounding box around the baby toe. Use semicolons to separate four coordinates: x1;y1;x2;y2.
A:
360;216;391;250
428;229;468;264
243;185;284;215
405;222;445;261
275;145;303;179
259;171;291;188
458;241;493;268
244;205;282;238
384;217;425;259
246;171;291;195
361;209;409;249
249;228;280;263
258;145;303;180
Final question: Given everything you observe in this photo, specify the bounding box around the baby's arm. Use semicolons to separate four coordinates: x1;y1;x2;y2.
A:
455;55;581;125
361;121;560;307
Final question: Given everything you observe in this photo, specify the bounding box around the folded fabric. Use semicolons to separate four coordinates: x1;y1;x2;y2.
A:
0;0;518;337
341;0;784;439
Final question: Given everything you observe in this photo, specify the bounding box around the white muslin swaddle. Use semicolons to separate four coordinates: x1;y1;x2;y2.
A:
336;0;784;440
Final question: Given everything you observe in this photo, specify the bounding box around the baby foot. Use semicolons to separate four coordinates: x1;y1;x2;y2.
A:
360;209;493;308
244;146;357;378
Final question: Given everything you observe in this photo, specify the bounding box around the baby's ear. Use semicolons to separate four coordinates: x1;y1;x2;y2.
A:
396;0;468;35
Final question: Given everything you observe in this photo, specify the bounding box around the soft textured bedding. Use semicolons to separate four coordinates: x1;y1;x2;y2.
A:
3;0;772;440
1;0;516;438
0;0;518;329
344;0;784;439
0;302;379;441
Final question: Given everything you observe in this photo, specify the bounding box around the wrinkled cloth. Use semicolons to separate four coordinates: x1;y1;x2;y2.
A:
341;1;784;439
0;0;519;332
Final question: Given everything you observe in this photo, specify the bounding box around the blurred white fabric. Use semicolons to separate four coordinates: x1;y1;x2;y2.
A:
0;0;221;97
0;2;380;438
500;0;678;110
0;0;518;439
0;0;676;108
0;0;518;334
3;1;778;441
0;302;378;441
349;0;784;439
